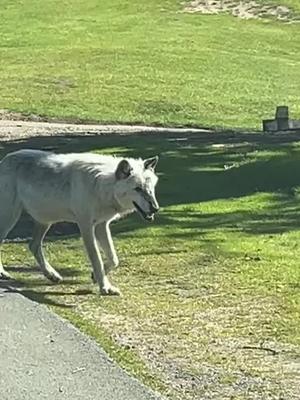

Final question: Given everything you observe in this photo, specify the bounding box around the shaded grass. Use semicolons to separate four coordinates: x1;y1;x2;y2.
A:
1;0;300;128
1;131;300;399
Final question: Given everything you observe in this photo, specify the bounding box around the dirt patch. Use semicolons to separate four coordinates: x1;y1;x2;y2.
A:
77;296;300;400
0;109;212;142
184;0;299;22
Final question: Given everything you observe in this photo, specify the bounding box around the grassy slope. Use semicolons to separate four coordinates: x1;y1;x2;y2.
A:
0;0;300;128
1;132;300;399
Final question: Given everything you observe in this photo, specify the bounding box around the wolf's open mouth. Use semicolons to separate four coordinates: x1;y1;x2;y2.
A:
133;201;154;222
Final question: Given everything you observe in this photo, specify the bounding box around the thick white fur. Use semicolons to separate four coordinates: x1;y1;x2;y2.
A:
0;150;159;295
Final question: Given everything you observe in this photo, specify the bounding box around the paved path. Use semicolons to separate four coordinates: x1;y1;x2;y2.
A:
0;286;163;400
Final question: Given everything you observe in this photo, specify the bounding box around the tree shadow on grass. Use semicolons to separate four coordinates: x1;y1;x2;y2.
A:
0;283;93;308
150;193;300;239
0;270;92;308
2;130;300;243
2;130;300;306
0;258;90;307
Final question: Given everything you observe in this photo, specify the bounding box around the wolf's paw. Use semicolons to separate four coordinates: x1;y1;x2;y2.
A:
43;267;63;284
100;282;121;296
0;269;12;280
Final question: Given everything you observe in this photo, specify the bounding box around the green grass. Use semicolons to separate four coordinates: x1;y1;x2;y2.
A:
1;0;300;129
1;132;300;399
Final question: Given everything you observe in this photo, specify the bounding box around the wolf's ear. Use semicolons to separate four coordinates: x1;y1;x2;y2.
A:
144;156;158;170
115;159;132;180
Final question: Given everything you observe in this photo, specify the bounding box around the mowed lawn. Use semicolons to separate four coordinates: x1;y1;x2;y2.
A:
0;0;300;129
1;132;300;399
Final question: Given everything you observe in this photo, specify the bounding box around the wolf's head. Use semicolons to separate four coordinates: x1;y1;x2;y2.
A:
114;156;159;221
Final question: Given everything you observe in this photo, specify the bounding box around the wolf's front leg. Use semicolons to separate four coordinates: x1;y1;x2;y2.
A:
95;222;119;274
29;222;63;283
79;222;120;296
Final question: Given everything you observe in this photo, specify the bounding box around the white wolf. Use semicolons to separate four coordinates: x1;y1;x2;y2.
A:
0;150;159;295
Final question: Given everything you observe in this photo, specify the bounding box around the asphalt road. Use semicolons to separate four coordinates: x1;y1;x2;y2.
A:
0;286;163;400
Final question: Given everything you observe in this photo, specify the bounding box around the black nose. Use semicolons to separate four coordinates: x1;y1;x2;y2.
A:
150;204;159;214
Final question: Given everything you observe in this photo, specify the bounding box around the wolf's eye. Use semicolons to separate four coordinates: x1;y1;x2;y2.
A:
134;187;143;193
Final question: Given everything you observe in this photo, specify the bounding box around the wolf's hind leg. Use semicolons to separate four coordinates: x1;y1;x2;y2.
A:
0;200;22;280
29;222;63;283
